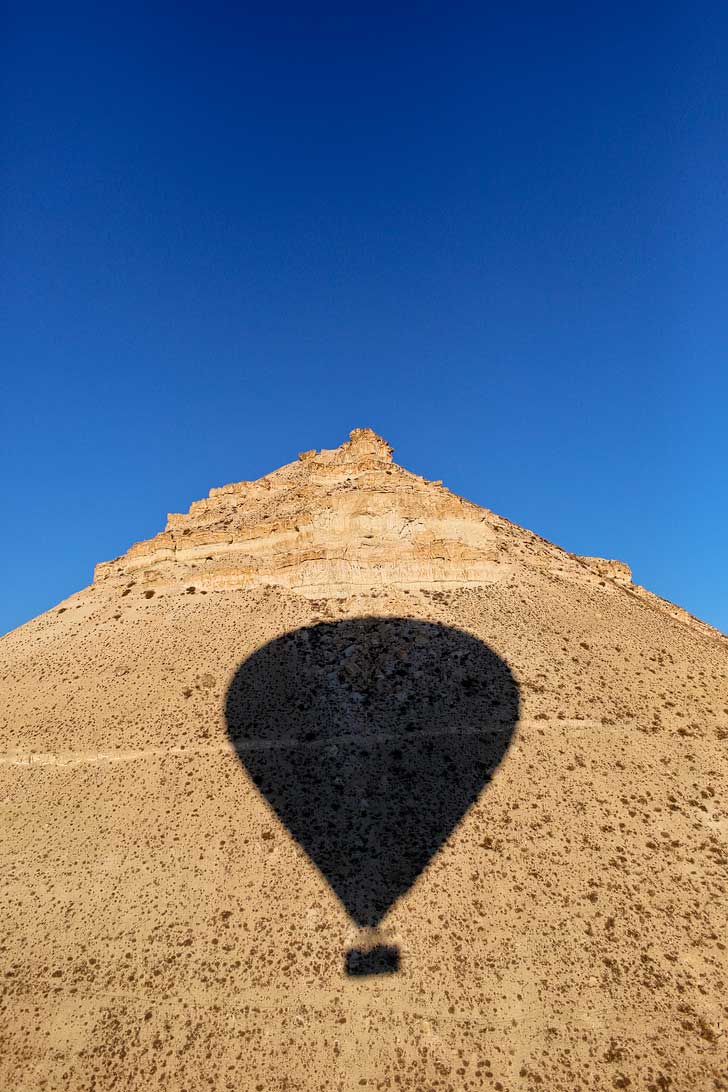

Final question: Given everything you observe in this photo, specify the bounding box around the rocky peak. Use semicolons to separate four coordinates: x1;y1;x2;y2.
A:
94;427;514;596
92;428;702;631
298;428;394;466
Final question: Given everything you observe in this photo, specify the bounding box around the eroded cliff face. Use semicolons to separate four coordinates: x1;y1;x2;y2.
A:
92;427;574;596
90;429;722;646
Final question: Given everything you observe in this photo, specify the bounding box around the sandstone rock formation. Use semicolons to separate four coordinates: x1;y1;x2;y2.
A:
1;429;726;1092
94;427;514;595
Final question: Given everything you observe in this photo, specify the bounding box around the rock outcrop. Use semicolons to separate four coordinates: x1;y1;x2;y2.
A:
578;555;632;585
92;428;724;646
93;428;576;596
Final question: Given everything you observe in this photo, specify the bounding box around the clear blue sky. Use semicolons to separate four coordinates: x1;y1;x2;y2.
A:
2;4;727;637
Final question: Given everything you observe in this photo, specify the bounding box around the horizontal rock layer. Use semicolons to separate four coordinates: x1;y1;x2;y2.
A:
94;428;543;595
91;428;722;647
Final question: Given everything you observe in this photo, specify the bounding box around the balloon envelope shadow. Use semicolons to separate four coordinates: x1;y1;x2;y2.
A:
225;617;519;974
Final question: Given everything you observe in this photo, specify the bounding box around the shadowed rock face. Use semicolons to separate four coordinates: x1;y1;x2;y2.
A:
225;617;519;930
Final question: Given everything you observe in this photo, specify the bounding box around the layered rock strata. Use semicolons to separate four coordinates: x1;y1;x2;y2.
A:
92;429;616;597
92;428;722;645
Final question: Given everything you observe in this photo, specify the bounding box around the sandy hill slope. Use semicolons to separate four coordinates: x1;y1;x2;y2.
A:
1;429;726;1092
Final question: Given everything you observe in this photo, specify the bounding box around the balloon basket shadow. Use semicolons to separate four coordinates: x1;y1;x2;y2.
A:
345;931;400;976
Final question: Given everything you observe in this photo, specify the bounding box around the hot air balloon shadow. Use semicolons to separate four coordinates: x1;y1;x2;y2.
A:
225;617;519;975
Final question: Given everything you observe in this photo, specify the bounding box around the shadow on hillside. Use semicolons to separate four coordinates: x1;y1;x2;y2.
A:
225;617;519;975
